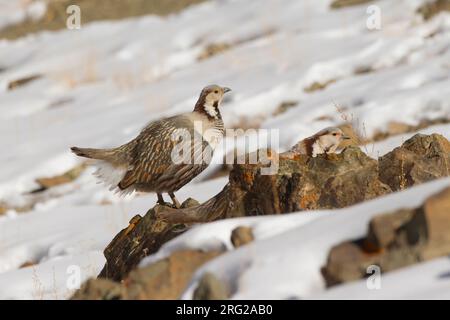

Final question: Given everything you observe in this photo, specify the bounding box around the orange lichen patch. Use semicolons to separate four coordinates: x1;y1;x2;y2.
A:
278;153;294;160
299;192;319;209
361;239;385;255
123;215;142;237
291;154;304;161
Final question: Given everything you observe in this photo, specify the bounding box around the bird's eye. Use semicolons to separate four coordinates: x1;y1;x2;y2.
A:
332;133;338;136
214;90;219;94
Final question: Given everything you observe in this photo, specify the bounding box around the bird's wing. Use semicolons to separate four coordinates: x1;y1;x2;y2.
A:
118;116;209;190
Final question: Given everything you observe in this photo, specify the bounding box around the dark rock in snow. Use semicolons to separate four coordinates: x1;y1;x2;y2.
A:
193;272;229;300
230;226;254;248
322;186;450;287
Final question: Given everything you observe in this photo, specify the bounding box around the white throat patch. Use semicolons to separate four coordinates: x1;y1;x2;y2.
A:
203;101;218;119
312;136;339;157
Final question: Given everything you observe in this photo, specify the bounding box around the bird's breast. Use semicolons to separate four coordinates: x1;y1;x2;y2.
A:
202;126;224;150
187;113;224;150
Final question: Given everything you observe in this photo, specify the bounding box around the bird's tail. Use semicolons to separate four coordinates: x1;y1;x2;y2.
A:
70;146;132;195
70;146;117;161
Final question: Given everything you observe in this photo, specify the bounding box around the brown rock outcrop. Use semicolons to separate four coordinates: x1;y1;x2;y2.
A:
73;249;222;300
322;186;450;287
379;134;450;191
72;133;449;299
98;201;197;281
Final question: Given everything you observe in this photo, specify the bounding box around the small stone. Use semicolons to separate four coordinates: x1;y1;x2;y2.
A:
321;242;368;287
231;226;254;248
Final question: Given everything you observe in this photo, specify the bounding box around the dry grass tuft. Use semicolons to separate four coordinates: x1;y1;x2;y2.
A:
198;43;232;61
272;100;299;116
304;79;337;93
330;0;374;9
8;74;42;90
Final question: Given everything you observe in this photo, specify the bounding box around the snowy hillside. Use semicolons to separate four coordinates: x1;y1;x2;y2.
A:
0;0;449;299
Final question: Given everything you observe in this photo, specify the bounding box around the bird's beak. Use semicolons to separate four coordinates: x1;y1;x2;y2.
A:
223;87;232;93
342;135;351;140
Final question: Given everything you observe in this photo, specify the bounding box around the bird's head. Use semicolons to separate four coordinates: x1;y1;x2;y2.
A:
316;127;351;149
194;84;232;119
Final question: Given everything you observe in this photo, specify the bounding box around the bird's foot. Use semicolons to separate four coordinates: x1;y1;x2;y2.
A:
172;200;181;209
169;192;181;209
157;193;166;206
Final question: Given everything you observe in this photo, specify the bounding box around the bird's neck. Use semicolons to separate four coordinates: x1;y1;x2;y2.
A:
302;137;317;157
309;135;335;157
194;97;222;120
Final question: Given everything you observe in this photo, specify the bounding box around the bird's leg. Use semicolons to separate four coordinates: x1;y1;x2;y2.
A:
157;193;165;206
169;192;181;209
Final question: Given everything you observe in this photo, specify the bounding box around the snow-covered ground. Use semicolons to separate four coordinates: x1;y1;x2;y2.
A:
0;0;449;299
